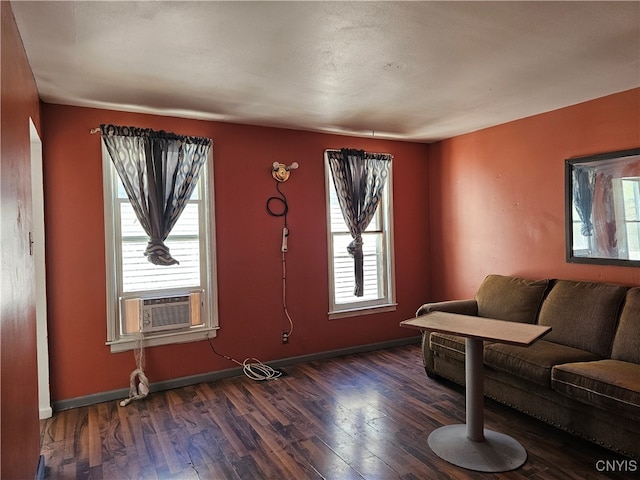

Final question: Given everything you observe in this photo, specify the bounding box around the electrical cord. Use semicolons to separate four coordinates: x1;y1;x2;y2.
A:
205;178;295;383
266;179;294;338
281;251;294;337
207;337;283;381
266;181;289;226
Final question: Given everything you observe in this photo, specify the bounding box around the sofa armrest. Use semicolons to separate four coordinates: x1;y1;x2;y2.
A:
416;299;478;317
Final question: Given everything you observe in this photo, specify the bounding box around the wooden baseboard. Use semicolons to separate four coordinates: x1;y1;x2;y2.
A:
52;336;420;412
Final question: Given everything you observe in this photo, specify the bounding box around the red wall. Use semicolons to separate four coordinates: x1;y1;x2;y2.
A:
1;3;42;479
42;104;431;402
428;88;640;301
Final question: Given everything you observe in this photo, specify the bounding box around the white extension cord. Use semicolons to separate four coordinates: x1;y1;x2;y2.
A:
207;338;284;381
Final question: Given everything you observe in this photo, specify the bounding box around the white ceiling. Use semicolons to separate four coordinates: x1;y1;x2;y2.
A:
11;1;640;142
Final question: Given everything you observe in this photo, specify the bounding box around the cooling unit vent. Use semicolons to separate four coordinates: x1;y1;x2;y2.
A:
120;292;202;334
141;295;192;333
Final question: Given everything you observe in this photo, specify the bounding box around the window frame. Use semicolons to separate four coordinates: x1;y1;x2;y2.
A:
324;151;396;319
102;143;219;353
618;177;640;260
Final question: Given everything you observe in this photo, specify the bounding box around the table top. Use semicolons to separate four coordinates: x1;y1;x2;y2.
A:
400;311;551;346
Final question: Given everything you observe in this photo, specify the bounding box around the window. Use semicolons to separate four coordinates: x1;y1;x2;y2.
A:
571;175;640;261
102;144;218;352
620;177;640;259
571;201;592;255
325;152;396;318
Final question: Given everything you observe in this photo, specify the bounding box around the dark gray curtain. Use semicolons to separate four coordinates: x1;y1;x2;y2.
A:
573;166;595;237
327;148;391;296
593;172;618;257
100;124;212;266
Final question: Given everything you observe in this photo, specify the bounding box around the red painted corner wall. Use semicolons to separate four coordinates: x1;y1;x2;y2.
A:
42;104;431;402
1;3;42;479
428;88;640;300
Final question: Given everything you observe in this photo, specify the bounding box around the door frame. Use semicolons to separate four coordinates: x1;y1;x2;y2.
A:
30;118;51;419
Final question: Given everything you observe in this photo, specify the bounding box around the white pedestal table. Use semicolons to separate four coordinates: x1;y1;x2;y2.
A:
401;311;551;472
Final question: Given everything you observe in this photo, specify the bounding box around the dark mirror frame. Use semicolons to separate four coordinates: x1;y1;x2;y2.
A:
566;147;640;267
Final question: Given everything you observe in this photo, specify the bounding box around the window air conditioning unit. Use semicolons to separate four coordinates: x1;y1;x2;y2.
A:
141;295;192;333
120;291;202;334
121;292;202;334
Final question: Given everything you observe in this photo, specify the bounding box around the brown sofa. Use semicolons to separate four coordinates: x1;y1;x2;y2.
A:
417;274;640;459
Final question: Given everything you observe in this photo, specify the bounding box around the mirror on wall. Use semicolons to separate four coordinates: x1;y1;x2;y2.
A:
566;148;640;266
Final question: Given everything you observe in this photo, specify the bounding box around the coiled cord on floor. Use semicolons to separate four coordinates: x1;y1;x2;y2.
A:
207;337;283;381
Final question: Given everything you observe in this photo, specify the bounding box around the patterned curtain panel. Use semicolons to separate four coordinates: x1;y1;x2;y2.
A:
573;166;595;237
100;124;212;266
327;148;391;296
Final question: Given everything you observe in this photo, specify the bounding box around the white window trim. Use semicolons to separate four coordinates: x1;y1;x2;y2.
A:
324;151;396;319
102;144;219;353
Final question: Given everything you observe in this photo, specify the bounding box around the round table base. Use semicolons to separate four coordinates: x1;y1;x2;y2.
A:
428;425;527;472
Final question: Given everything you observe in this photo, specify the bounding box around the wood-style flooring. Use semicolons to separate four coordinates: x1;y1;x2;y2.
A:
40;344;635;479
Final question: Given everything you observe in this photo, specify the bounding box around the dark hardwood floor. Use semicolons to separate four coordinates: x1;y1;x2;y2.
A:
40;344;635;479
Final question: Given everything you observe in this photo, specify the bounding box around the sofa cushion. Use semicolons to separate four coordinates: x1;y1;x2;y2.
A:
475;274;549;324
429;333;466;362
484;340;600;387
611;288;640;364
429;333;495;363
552;360;640;418
538;280;627;357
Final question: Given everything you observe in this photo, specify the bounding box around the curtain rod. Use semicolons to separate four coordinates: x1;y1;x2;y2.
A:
325;149;393;157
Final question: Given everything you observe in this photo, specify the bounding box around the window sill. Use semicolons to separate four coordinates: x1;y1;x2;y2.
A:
328;303;397;320
108;326;219;353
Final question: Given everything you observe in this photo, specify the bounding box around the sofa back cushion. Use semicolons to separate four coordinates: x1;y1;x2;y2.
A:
475;274;549;324
611;287;640;364
538;280;626;357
